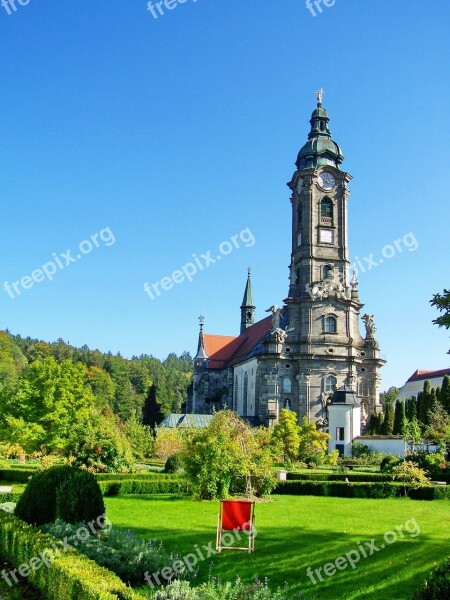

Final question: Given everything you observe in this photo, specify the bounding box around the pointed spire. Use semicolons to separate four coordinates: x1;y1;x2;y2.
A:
241;268;255;308
194;315;209;363
240;269;255;335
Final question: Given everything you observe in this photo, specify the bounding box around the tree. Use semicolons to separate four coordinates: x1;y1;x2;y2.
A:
405;396;417;421
441;374;450;415
403;418;423;455
381;401;395;435
425;399;450;449
380;387;400;405
430;288;450;352
154;427;185;461
392;461;431;495
271;409;301;465
297;417;330;463
182;410;275;500
393;400;406;435
0;357;94;453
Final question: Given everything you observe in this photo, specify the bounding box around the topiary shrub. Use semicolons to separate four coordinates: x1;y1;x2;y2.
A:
15;466;105;526
56;469;105;524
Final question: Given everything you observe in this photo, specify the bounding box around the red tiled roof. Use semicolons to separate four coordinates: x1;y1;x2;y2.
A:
203;314;274;370
407;368;450;382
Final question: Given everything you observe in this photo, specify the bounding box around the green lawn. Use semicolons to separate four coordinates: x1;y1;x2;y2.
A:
105;495;449;599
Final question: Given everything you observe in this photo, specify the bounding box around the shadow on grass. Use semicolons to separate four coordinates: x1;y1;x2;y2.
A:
105;496;447;599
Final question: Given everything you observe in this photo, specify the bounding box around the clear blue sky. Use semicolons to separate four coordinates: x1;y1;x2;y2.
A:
0;0;449;390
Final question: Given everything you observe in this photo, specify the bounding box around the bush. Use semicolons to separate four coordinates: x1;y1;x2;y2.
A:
151;578;304;599
40;519;191;586
99;479;190;496
15;466;105;526
380;455;402;473
164;453;183;474
410;556;450;599
0;512;141;600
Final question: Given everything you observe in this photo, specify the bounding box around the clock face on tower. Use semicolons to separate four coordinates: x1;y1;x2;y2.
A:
318;171;336;191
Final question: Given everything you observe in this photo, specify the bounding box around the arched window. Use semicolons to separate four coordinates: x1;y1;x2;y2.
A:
359;380;369;397
325;375;337;393
282;377;292;393
325;315;337;333
243;373;248;417
321;197;333;219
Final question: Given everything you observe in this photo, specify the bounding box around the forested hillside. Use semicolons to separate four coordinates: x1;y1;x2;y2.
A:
0;330;193;463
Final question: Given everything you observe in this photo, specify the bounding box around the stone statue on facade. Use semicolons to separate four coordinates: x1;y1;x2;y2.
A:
362;314;376;338
361;402;368;428
266;305;282;329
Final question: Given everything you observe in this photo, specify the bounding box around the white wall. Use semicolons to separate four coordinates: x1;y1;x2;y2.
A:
398;375;448;401
328;404;361;457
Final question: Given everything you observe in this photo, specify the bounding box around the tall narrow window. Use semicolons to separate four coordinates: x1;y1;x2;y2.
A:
321;197;333;220
282;377;292;393
325;375;337;393
325;316;337;333
359;381;369;397
243;373;248;417
336;427;345;441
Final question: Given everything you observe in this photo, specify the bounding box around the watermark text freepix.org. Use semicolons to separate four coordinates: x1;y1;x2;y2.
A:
3;226;116;300
306;517;420;585
144;520;257;588
147;0;198;21
306;0;338;17
1;514;111;587
0;0;31;15
144;227;255;301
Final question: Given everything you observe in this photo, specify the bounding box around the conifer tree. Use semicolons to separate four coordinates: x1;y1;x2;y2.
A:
382;401;394;435
393;400;406;435
405;396;417;421
441;375;450;415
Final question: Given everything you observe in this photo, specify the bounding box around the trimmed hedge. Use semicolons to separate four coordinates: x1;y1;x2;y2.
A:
0;513;143;599
287;472;390;482
99;479;190;496
0;468;35;482
95;472;182;481
275;480;403;498
408;486;450;501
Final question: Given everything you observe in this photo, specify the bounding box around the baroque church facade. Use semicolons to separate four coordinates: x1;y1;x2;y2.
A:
190;93;385;428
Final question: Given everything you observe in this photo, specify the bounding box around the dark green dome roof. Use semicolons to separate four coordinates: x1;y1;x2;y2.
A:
296;102;344;170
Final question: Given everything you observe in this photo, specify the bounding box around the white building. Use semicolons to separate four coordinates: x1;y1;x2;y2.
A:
398;368;450;402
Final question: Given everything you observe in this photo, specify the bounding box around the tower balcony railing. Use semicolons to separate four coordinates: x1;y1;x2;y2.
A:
320;216;333;225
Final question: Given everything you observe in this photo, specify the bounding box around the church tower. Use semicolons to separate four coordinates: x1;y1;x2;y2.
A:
240;268;255;334
282;90;384;423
